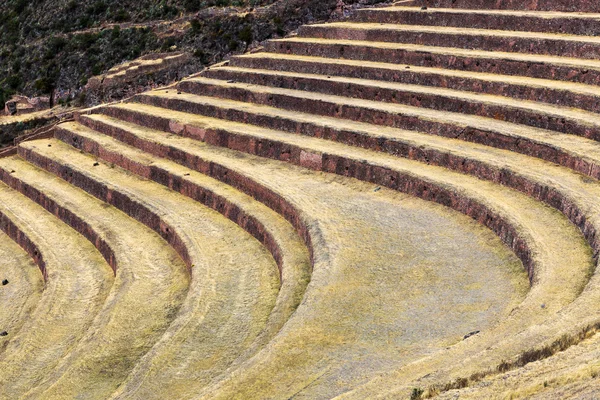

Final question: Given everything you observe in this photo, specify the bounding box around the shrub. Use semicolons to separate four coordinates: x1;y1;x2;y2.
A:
66;0;78;12
112;9;131;22
0;87;12;109
87;0;108;15
184;0;200;12
47;36;68;54
6;74;21;90
91;63;104;76
13;0;28;14
34;77;53;94
410;388;424;400
111;25;121;40
75;32;100;51
189;19;201;33
228;39;238;51
238;25;252;44
161;36;177;51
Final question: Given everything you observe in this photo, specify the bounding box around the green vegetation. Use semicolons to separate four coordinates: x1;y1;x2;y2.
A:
410;387;424;400
0;18;159;107
0;0;389;108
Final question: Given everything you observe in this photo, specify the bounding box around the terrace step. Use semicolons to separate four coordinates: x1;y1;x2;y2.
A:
93;97;600;284
0;156;189;399
201;66;600;139
339;271;600;397
16;138;282;399
528;369;600;400
8;0;600;395
96;101;598;400
134;88;600;181
265;37;600;85
55;112;565;399
231;53;600;113
0;232;43;354
100;91;600;398
417;0;600;13
51;121;312;398
180;76;600;146
101;100;597;397
0;183;113;399
356;6;600;35
299;22;600;59
94;99;600;263
81;104;589;316
435;332;600;399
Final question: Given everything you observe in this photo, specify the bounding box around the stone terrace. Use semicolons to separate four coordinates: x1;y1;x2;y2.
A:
1;0;600;399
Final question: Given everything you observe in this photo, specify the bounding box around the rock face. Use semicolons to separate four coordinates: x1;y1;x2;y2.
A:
2;1;600;400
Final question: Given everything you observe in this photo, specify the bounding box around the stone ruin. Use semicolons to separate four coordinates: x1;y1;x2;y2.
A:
3;95;50;116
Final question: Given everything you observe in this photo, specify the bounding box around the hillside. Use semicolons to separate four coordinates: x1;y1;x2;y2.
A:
0;0;385;108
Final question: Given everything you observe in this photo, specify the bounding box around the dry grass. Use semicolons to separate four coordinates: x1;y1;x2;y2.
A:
422;323;600;398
